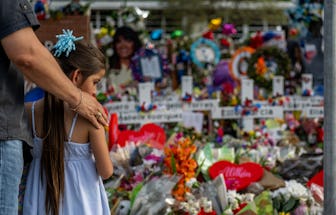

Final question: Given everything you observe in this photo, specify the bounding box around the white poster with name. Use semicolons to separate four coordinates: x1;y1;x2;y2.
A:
182;76;193;96
138;82;154;104
118;110;183;124
273;76;284;96
104;101;136;114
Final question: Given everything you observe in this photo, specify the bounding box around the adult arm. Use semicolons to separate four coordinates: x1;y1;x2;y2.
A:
1;27;108;127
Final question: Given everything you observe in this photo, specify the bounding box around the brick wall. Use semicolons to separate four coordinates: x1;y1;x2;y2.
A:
35;15;90;45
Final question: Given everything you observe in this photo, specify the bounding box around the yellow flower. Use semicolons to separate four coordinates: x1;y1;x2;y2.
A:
99;27;108;37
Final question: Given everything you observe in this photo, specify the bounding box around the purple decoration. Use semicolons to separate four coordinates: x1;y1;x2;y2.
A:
212;60;236;87
222;24;237;36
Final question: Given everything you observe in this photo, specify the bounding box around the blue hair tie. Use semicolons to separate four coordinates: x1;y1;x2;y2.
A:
53;29;83;57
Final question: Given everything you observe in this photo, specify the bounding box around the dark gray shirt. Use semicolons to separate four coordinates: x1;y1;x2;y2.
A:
0;0;39;144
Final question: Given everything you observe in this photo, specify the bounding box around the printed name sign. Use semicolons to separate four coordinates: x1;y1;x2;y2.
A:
302;107;324;118
283;96;324;111
118;110;183;124
212;106;283;119
104;102;136;113
249;106;284;119
212;107;241;119
163;102;183;110
283;101;312;111
183;99;219;111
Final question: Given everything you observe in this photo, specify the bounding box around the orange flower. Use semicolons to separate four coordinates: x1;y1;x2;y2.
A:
256;56;267;76
163;135;198;201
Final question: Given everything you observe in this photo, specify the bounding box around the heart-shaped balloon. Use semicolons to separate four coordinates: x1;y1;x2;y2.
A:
202;30;214;40
209;161;264;191
117;123;166;149
108;113;119;151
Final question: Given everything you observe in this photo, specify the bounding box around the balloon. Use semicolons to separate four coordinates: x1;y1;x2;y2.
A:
34;0;46;20
222;23;237;36
202;30;214;40
250;31;263;49
220;38;230;47
289;28;299;37
208;18;222;31
262;31;281;42
171;30;184;39
108;113;119;151
150;29;163;41
134;7;150;19
34;1;45;13
212;60;235;87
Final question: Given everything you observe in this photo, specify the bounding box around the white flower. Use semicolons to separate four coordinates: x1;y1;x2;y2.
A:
271;180;309;201
227;190;240;210
286;180;309;199
242;193;255;202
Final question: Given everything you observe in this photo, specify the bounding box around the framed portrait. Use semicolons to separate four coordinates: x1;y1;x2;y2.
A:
140;54;163;79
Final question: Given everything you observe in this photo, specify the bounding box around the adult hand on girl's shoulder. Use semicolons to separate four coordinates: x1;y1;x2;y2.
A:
74;92;108;129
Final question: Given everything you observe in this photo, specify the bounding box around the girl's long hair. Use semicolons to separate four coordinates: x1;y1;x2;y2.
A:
42;40;105;215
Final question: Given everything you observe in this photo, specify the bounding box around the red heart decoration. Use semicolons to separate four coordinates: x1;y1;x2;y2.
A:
117;123;166;149
108;113;119;151
209;161;264;191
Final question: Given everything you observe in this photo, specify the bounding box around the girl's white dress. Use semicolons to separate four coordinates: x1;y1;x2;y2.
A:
23;102;110;215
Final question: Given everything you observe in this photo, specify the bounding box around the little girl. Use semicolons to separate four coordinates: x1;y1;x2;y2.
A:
23;30;113;215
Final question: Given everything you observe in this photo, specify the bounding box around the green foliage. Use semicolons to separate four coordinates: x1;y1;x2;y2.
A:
247;46;291;93
272;194;300;213
129;182;144;208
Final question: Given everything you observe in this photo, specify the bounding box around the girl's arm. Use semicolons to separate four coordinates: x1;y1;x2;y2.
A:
89;126;113;180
